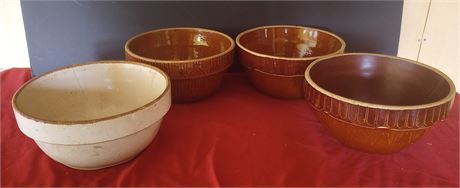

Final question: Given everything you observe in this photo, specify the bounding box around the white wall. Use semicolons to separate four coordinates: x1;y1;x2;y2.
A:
398;0;459;92
0;0;30;71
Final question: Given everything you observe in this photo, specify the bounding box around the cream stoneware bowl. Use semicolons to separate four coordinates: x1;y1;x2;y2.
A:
12;61;171;170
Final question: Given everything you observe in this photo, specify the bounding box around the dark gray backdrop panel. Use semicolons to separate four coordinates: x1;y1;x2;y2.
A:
21;1;403;76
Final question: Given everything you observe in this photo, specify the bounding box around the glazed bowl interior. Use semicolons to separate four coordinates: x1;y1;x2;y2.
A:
238;26;344;58
307;54;453;106
14;62;168;122
126;28;233;61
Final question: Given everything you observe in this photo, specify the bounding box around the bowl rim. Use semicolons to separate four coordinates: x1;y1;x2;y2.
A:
236;25;346;61
124;27;235;64
304;52;456;110
12;60;171;125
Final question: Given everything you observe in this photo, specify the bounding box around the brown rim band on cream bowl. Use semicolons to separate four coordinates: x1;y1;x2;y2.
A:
12;60;172;169
13;60;171;144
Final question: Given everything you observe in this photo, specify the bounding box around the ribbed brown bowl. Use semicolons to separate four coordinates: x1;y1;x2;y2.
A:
236;25;345;99
125;27;234;103
304;53;456;153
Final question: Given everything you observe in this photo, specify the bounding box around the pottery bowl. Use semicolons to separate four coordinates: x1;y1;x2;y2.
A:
125;27;234;103
12;61;171;170
304;53;456;153
236;25;345;98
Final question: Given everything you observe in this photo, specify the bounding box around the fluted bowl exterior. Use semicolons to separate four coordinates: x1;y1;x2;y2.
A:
237;25;345;98
304;53;456;153
125;27;235;103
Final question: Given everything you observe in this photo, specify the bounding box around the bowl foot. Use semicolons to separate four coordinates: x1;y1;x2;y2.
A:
63;156;136;170
171;71;225;103
314;110;429;154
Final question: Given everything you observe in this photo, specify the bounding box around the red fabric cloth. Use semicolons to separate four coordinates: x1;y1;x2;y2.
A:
1;68;459;187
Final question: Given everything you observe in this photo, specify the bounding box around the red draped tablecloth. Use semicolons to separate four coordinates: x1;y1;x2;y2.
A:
1;68;459;186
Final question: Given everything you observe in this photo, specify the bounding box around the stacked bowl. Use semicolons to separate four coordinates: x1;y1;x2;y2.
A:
236;25;346;98
125;27;235;103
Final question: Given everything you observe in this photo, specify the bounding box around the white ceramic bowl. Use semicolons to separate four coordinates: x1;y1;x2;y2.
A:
12;61;171;170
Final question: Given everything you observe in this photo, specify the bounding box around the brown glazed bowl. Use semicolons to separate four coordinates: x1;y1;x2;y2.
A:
304;53;456;153
125;27;235;103
236;25;345;98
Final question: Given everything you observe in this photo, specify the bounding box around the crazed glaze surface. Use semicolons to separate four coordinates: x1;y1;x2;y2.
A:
12;61;172;170
125;27;234;102
304;53;456;153
237;25;345;99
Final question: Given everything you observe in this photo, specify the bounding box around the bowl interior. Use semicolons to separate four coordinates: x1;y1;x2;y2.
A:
238;26;343;58
308;55;452;106
127;28;232;61
15;63;168;122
